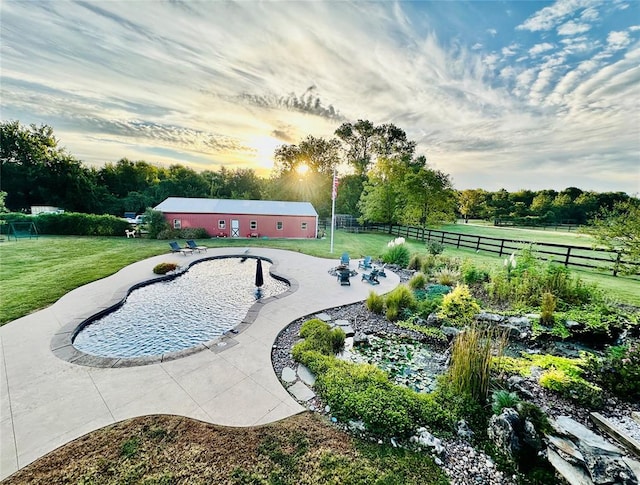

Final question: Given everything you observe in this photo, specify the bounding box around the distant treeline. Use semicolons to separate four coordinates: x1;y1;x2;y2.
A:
1;121;635;224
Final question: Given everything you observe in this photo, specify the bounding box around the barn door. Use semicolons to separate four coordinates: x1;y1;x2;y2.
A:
231;219;240;238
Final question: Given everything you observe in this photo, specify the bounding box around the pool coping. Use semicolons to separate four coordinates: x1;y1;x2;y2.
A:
50;253;298;368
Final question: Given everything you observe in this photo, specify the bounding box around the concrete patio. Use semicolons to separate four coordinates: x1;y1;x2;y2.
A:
0;248;399;479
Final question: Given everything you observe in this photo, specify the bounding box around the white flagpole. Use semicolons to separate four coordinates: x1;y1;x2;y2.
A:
330;168;336;253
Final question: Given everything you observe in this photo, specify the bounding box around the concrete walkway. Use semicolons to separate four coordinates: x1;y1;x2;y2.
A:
0;248;399;479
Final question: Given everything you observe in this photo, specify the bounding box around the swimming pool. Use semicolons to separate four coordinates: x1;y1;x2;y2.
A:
72;257;289;359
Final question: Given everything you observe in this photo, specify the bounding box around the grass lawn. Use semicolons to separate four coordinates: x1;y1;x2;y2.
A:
1;229;638;325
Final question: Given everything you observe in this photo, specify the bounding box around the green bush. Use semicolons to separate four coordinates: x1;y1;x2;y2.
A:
179;227;209;239
414;296;443;319
407;254;423;271
366;291;385;314
143;209;170;239
152;262;178;275
495;353;604;408
385;285;416;321
395;318;447;344
438;284;480;327
420;254;440;274
540;292;556;324
383;244;410;267
426;241;444;255
292;319;345;360
491;390;520;414
408;273;427;290
461;260;490;285
0;212;131;236
586;344;640;401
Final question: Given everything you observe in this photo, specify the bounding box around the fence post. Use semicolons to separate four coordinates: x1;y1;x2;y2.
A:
476;236;481;252
499;239;504;256
564;247;571;267
457;234;461;248
441;232;445;244
613;251;621;277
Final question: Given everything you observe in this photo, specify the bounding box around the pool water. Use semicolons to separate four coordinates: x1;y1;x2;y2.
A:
73;257;288;358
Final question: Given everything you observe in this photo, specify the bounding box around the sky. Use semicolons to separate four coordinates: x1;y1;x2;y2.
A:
1;0;639;194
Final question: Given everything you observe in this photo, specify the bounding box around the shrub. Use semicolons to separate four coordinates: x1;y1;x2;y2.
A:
153;262;178;275
383;244;410;267
426;241;444;255
143;209;170;239
408;273;427;290
385;285;416;321
407;254;424;271
395;318;447;344
292;319;345;360
438;284;480;327
156;228;181;240
448;324;507;403
461;260;490;285
179;227;209;239
414;296;442;319
420;254;440;274
540;292;556;324
586;344;640;401
3;212;131;236
494;353;604;408
491;390;520;414
433;268;460;286
366;291;385;314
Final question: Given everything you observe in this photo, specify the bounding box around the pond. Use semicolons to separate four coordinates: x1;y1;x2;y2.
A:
73;257;289;358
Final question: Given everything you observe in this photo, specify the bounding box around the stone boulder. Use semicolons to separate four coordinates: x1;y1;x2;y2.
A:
488;408;522;457
548;416;638;485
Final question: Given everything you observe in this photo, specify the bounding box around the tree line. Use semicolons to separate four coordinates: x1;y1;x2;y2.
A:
0;120;635;226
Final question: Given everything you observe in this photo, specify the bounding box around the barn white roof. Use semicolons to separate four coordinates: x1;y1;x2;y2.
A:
154;197;318;217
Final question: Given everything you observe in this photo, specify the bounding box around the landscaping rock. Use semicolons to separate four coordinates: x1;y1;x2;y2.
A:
549;416;638;485
457;419;474;441
441;326;461;339
288;381;316;402
411;427;446;459
281;367;297;383
297;364;316;386
507;316;531;327
426;313;441;326
476;312;504;323
315;312;332;322
353;331;370;347
488;408;521;457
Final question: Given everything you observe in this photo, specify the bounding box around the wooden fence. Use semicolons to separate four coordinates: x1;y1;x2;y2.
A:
366;224;638;277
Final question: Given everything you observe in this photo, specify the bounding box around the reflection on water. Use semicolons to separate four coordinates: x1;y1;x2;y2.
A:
73;258;288;358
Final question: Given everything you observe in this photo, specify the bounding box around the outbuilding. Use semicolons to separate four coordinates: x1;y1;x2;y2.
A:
153;197;318;239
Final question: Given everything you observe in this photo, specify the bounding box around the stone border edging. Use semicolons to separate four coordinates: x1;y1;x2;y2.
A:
51;253;296;368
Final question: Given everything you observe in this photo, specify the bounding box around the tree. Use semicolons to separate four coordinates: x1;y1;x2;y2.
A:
582;200;640;275
399;156;456;226
334;174;363;217
334;120;377;176
459;189;487;222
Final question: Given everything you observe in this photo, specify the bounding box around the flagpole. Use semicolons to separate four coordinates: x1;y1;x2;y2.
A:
330;168;336;253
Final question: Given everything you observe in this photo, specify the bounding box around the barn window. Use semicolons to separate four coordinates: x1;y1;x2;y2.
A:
301;222;308;230
250;220;258;230
276;221;283;230
218;220;226;229
173;219;181;229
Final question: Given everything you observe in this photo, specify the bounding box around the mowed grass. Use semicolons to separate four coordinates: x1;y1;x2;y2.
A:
1;228;638;325
436;221;596;247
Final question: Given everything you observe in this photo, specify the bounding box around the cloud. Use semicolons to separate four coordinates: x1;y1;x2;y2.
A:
557;20;592;36
486;28;497;36
517;0;601;32
472;42;483;50
606;30;631;50
529;42;555;56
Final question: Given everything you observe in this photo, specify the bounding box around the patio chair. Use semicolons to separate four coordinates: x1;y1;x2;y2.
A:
362;268;380;285
358;256;372;270
186;239;208;252
340;252;350;266
337;267;351;286
169;241;193;255
375;263;387;277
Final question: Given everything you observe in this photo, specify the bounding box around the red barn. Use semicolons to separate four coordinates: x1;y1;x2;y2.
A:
154;197;318;239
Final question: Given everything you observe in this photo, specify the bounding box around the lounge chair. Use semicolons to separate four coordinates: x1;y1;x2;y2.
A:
169;241;193;255
362;268;380;285
186;240;207;252
358;256;372;270
337;267;351;286
375;263;387;277
340;252;350;266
